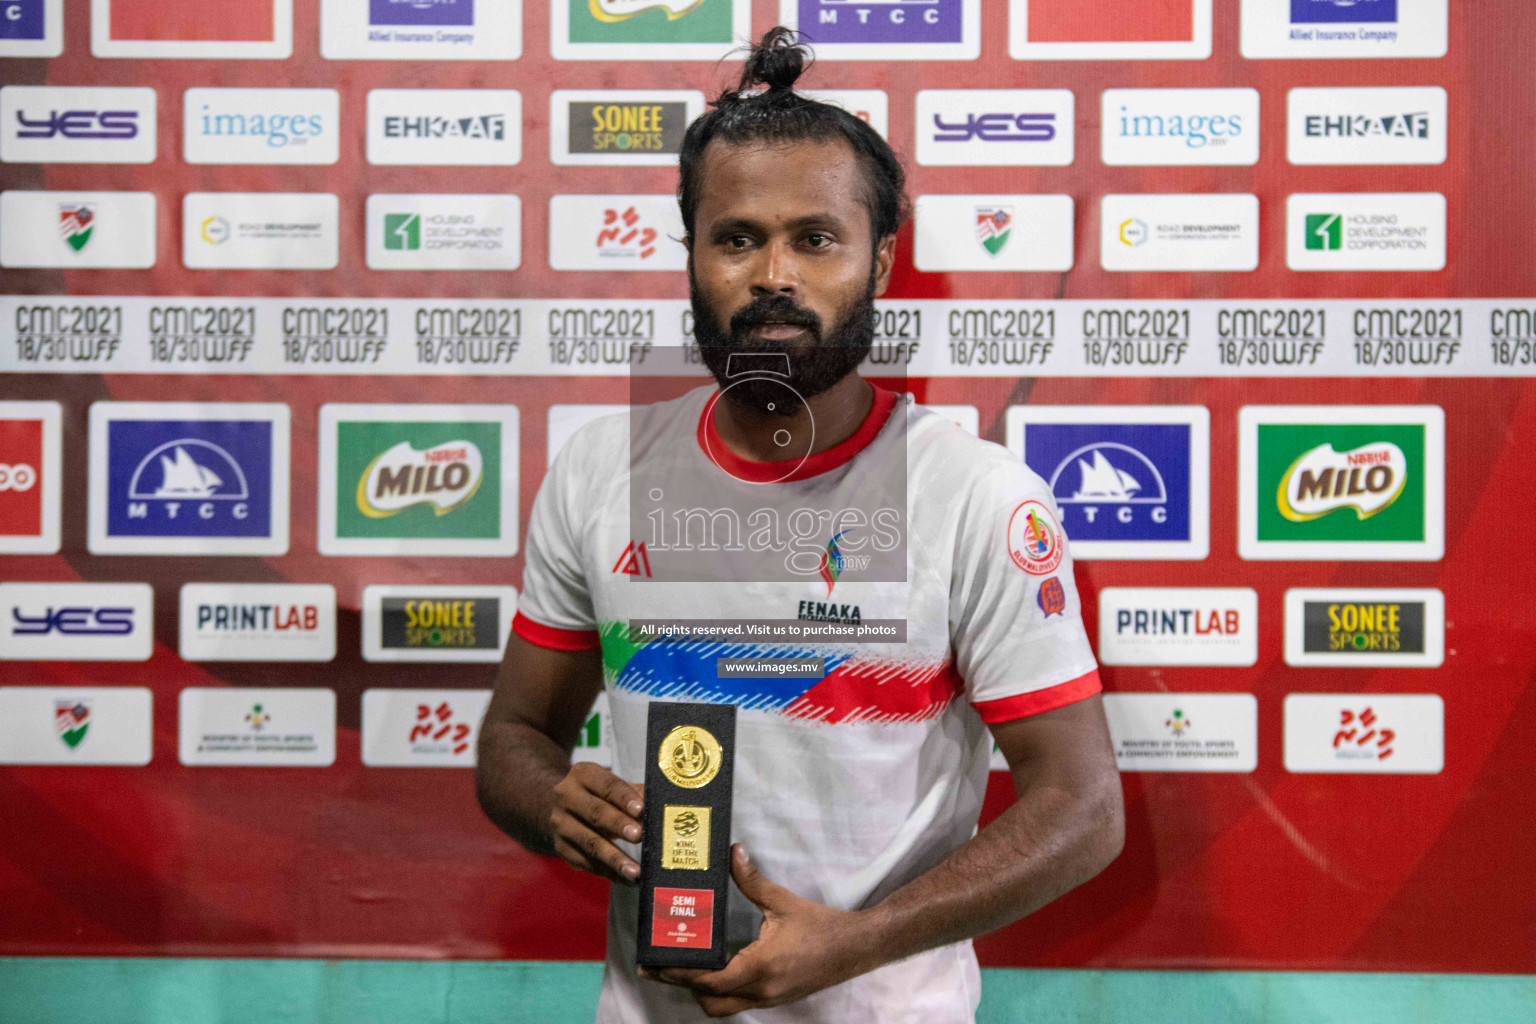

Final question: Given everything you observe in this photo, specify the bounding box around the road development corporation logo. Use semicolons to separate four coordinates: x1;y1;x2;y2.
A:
1;86;157;164
366;194;522;271
1097;587;1258;667
320;405;518;557
1284;587;1444;668
321;0;520;60
1283;694;1443;774
1239;405;1444;561
1101;89;1259;167
1102;693;1257;773
360;689;493;766
366;89;521;166
0;688;152;765
1286;193;1446;271
780;0;979;59
0;0;61;57
91;0;293;58
1100;194;1259;273
1287;87;1446;165
1007;405;1209;560
1006;499;1064;576
0;402;61;554
548;195;687;271
361;585;516;662
179;687;336;766
552;0;748;61
0;582;154;662
179;583;337;663
183;88;338;165
915;90;1074;167
182;192;339;270
550;90;705;166
88;402;290;556
1240;0;1446;58
913;194;1074;272
1011;0;1211;60
0;191;156;269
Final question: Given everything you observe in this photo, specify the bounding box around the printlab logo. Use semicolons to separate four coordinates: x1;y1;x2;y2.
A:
1286;194;1446;271
320;405;517;556
371;0;472;25
1239;405;1443;561
1096;587;1258;667
1010;406;1209;559
975;207;1011;257
1292;0;1396;23
55;699;91;749
179;583;337;663
89;403;290;556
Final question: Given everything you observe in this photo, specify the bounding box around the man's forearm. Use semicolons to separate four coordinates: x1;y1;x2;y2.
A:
847;767;1124;973
474;717;572;856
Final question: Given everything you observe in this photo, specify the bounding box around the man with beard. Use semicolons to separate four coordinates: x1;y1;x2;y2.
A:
476;28;1124;1024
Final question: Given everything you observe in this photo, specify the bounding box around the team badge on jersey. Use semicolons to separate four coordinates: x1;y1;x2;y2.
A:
1007;499;1063;575
1037;576;1065;617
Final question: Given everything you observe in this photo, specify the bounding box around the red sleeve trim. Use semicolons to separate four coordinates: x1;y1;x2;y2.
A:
512;611;600;651
971;669;1102;724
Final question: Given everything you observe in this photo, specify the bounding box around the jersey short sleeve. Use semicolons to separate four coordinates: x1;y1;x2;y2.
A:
948;452;1101;724
513;431;601;651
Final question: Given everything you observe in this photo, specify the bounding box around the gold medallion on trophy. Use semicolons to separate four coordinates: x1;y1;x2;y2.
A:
658;725;722;790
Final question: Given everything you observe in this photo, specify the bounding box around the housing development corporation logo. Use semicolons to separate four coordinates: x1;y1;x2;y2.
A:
320;405;517;556
1284;587;1444;667
88;402;290;556
1097;587;1258;667
1286;193;1446;271
361;585;516;662
366;194;521;271
1239;405;1444;561
1010;405;1209;560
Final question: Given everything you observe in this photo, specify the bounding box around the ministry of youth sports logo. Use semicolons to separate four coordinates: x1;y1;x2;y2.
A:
1007;499;1063;575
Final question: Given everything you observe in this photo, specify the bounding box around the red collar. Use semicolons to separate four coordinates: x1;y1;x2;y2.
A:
696;383;899;483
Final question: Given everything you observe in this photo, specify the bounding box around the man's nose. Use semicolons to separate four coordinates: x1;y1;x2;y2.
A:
749;239;798;297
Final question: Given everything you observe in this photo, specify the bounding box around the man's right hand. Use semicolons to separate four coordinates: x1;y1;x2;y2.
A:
549;762;646;884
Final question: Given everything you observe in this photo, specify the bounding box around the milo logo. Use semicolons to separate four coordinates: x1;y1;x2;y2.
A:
358;440;482;518
1278;441;1406;522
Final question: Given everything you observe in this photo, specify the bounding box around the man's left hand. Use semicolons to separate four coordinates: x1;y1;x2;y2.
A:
638;844;881;1018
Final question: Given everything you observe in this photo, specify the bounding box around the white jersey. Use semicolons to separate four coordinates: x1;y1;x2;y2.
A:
515;384;1100;1024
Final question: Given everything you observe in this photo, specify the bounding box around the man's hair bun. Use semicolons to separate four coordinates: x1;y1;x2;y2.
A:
737;26;809;95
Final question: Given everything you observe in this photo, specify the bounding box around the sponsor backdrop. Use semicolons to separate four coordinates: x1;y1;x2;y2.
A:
2;0;1535;994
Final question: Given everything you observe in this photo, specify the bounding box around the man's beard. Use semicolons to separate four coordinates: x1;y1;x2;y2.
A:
689;266;876;417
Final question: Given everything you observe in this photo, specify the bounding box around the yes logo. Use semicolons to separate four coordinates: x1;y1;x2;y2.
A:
88;402;290;556
320;404;518;556
1240;405;1444;561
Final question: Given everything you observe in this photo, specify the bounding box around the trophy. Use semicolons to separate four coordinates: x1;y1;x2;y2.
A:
636;701;736;969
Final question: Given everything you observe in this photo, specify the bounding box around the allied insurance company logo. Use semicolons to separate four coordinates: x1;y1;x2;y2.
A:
1239;405;1444;561
1009;406;1209;560
370;0;472;25
319;404;517;556
1291;0;1396;23
88;402;291;556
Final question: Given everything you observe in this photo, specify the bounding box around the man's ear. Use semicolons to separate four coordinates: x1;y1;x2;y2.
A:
873;234;897;297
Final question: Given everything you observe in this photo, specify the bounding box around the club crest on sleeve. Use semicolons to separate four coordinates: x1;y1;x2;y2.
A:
1037;576;1065;617
1007;499;1064;575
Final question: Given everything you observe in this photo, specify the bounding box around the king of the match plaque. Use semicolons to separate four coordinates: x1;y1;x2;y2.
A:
636;701;736;970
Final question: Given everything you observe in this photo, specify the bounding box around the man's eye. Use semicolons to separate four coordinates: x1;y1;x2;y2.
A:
806;233;828;247
729;235;751;249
